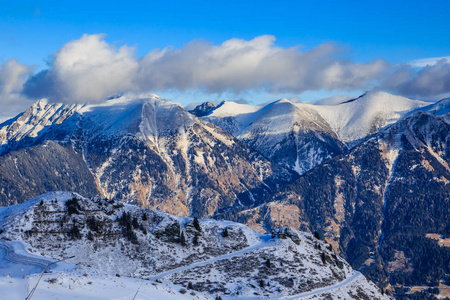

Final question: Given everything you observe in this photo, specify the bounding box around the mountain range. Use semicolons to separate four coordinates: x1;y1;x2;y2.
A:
1;90;449;298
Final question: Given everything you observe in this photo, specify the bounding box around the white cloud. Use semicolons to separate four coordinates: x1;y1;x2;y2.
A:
4;33;446;115
0;59;32;94
137;36;388;94
23;34;388;103
24;34;138;102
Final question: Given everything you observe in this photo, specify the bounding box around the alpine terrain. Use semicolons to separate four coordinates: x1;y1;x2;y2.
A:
0;91;449;299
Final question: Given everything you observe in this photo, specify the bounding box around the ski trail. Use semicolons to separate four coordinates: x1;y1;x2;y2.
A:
281;271;361;299
146;237;275;280
0;240;53;268
148;237;362;300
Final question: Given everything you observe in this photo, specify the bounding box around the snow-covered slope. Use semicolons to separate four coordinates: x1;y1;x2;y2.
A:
229;109;450;298
409;97;450;124
312;91;429;145
0;192;391;299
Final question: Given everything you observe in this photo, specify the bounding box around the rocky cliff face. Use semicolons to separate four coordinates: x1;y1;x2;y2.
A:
226;110;450;295
0;94;272;217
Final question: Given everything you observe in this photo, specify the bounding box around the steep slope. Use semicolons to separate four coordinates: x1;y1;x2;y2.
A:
202;99;346;178
0;141;101;206
226;110;450;298
0;192;390;299
0;94;272;217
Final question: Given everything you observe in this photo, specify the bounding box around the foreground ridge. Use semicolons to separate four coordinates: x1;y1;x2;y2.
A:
0;192;390;299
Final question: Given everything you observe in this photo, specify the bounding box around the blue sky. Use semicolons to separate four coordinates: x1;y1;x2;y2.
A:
1;0;450;118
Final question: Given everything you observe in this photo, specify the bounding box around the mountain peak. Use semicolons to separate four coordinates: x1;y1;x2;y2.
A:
273;98;293;105
188;101;218;117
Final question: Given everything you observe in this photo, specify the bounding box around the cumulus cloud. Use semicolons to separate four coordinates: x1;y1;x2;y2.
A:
22;34;388;103
11;33;448;109
24;34;138;102
383;59;450;99
0;59;34;121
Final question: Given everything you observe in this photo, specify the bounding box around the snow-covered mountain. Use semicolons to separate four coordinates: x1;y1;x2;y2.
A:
193;91;428;177
0;192;391;299
0;94;272;216
197;98;346;178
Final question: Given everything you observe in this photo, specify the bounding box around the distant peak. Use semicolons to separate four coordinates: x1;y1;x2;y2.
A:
189;101;219;117
339;91;410;105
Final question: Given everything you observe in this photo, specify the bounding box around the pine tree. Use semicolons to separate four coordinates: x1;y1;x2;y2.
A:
180;231;186;246
193;217;201;232
321;252;326;264
222;227;229;238
193;234;199;246
187;282;194;290
132;217;139;229
69;225;81;240
314;231;321;240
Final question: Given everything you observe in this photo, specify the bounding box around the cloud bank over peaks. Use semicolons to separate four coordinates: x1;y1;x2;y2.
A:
22;34;388;103
1;33;448;121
